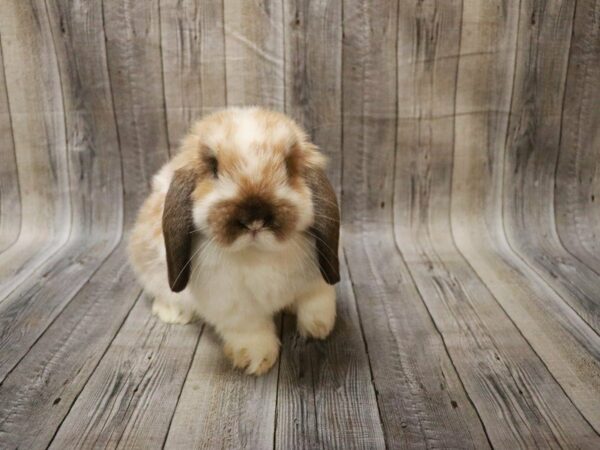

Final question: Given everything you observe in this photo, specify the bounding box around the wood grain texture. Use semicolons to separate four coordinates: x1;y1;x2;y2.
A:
160;0;227;149
450;0;600;433
395;1;598;447
103;0;170;215
50;295;201;449
164;326;279;449
555;0;600;269
276;257;385;450
0;0;122;384
0;0;71;295
341;1;491;447
0;245;140;449
0;35;20;254
224;0;284;109
0;0;599;448
502;0;600;335
284;0;342;192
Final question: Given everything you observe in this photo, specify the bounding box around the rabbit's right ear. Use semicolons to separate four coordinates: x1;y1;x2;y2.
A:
163;168;197;292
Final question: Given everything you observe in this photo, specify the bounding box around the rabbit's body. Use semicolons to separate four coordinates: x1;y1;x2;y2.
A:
129;108;339;375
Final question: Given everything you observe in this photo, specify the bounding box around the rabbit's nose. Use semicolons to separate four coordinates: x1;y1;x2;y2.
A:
246;219;264;231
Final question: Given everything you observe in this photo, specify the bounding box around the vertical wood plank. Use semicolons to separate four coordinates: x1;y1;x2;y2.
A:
160;0;227;149
50;295;200;449
341;0;490;447
502;0;600;335
0;0;71;293
0;0;124;383
276;256;385;449
0;246;141;449
451;0;600;432
224;0;284;109
103;0;170;217
555;0;600;269
165;2;285;447
0;36;20;254
283;0;342;193
276;2;380;448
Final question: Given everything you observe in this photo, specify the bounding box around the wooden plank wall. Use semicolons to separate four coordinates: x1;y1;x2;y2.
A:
0;0;598;448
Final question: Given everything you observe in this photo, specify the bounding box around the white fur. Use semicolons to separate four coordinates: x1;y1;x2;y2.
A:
129;108;337;376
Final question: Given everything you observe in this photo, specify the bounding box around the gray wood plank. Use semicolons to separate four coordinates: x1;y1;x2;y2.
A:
394;1;598;446
341;2;490;447
276;255;385;450
0;0;124;383
224;0;284;109
343;229;491;449
283;0;342;194
160;0;227;149
103;0;170;211
0;34;20;254
275;2;381;448
0;245;140;449
164;325;279;449
165;2;285;448
555;0;600;270
502;0;600;334
0;0;71;295
50;294;200;449
451;0;600;433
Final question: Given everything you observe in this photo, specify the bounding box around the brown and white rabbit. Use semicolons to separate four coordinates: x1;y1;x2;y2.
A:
128;107;340;375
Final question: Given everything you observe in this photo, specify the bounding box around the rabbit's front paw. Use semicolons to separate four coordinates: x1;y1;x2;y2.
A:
152;297;196;324
296;283;336;339
223;332;280;375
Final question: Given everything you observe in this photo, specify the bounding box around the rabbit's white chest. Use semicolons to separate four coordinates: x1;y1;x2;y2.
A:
188;235;319;326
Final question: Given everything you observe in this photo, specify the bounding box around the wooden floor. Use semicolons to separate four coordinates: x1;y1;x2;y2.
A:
1;0;600;448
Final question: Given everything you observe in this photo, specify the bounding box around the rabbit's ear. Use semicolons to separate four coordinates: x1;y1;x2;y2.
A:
305;167;341;284
163;168;197;292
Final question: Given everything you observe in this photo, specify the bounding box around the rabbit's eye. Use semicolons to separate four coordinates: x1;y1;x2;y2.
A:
206;156;218;178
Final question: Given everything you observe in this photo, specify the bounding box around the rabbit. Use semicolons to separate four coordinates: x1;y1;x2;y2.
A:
128;107;340;375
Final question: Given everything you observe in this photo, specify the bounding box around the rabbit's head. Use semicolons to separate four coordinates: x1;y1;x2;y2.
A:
161;108;340;292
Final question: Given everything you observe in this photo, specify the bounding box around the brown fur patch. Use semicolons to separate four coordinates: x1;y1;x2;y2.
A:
207;192;298;246
163;169;198;292
191;179;214;202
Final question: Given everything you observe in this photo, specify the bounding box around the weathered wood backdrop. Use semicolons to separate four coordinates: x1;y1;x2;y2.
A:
0;0;599;448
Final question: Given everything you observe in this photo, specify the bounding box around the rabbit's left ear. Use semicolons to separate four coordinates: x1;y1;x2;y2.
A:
163;168;197;292
305;167;340;284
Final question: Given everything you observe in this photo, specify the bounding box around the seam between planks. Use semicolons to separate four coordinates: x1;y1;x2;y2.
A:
160;324;206;449
341;248;387;449
448;1;600;430
0;30;22;254
0;235;123;385
492;0;600;434
157;0;172;158
42;0;74;250
495;0;599;336
551;0;600;280
100;0;126;233
272;316;284;450
45;289;143;449
221;0;228;107
391;0;491;445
